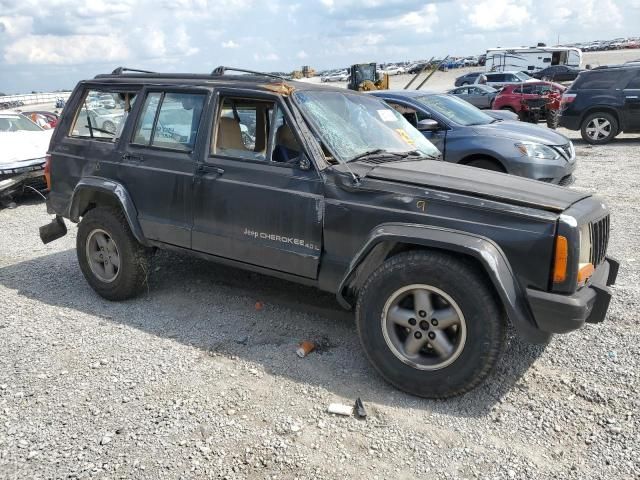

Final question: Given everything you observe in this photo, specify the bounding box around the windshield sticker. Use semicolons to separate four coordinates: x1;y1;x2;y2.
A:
377;109;397;122
395;128;415;146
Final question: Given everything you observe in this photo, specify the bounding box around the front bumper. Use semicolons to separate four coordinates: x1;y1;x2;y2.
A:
526;257;619;334
509;153;577;185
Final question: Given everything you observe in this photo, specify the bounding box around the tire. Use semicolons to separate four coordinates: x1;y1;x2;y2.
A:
461;81;470;86
464;157;505;172
356;251;507;398
580;112;618;145
77;206;151;301
546;109;560;130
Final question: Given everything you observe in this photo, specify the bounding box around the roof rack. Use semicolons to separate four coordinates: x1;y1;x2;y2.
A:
211;66;288;81
111;67;158;75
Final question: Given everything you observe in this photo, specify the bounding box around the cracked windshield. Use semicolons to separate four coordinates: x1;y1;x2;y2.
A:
294;91;440;163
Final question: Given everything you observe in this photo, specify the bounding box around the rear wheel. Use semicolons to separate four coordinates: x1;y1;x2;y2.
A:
581;112;618;145
77;207;151;300
546;109;560;129
356;251;507;398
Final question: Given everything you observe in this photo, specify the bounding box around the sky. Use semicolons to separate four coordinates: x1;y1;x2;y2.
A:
0;0;638;93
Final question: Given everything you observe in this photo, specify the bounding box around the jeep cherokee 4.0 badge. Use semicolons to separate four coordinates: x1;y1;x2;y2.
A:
39;67;619;398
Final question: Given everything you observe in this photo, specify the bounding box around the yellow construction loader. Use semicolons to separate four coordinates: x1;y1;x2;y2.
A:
347;63;389;91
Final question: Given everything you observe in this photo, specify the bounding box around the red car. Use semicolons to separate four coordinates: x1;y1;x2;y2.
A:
492;81;565;114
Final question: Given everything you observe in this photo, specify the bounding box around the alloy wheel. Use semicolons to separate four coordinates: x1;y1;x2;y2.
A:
86;228;121;283
382;284;467;370
585;117;612;141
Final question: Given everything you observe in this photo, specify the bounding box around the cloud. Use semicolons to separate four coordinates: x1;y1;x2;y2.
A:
4;34;130;65
466;0;529;31
0;0;638;92
253;52;280;62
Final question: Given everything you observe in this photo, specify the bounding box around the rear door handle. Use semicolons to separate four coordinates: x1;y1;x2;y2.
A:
122;153;143;162
197;164;224;175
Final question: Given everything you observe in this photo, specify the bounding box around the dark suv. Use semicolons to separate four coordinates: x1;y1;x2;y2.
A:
40;67;618;398
559;64;640;144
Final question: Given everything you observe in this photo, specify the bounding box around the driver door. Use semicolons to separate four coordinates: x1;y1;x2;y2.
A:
191;92;324;279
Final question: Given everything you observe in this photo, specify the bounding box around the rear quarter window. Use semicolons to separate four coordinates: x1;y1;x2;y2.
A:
575;71;621;90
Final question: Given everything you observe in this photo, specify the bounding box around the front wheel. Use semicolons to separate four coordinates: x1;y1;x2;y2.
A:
356;251;506;398
465;157;505;172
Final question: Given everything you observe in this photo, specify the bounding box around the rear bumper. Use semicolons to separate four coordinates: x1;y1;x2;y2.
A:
558;112;581;130
526;257;619;334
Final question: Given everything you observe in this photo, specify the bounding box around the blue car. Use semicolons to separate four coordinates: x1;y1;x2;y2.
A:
370;90;576;185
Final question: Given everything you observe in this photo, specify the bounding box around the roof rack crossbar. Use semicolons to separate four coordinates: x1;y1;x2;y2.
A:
111;67;158;75
211;66;287;81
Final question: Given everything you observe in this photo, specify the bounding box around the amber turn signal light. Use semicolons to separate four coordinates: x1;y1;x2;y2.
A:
577;263;595;284
553;235;568;283
44;154;52;191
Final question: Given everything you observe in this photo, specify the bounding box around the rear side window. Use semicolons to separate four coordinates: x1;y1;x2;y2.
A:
488;74;505;82
70;89;137;141
576;71;620;90
132;92;205;151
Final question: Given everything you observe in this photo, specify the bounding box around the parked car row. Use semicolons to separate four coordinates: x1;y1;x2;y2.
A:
1;100;25;110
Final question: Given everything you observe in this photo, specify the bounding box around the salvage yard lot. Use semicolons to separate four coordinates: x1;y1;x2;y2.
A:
0;130;638;479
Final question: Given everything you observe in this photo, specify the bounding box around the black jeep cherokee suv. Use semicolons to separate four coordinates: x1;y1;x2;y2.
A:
559;63;640;144
40;67;619;398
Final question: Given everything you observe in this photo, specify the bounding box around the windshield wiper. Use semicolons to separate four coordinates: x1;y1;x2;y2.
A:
347;149;389;162
348;149;426;163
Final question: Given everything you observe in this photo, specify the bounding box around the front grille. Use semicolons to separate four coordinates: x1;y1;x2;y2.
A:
553;143;574;161
560;144;573;159
590;215;610;266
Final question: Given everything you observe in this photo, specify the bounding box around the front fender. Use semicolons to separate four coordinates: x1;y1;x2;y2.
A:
68;176;149;246
337;222;550;344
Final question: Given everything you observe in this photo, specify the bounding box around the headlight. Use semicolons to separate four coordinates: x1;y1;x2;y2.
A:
515;142;561;160
578;223;594;285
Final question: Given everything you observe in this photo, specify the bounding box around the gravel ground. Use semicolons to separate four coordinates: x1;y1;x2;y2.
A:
1;129;639;480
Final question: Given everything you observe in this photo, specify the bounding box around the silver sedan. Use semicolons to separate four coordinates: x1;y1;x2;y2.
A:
447;84;498;109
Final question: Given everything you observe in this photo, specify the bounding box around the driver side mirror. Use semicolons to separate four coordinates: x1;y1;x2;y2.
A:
417;119;440;132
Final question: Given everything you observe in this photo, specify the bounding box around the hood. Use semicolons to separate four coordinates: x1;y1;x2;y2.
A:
365;160;588;212
0;130;53;165
470;120;569;145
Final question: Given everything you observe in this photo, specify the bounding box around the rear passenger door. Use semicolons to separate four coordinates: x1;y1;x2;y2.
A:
191;92;324;279
623;72;640;131
119;87;210;248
